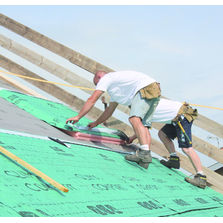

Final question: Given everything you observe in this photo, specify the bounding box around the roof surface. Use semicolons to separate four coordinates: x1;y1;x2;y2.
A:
0;85;223;217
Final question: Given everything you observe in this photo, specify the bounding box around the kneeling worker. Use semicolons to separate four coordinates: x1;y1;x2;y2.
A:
127;98;207;189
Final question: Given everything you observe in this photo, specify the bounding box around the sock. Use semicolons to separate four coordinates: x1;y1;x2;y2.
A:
170;152;177;157
140;144;149;151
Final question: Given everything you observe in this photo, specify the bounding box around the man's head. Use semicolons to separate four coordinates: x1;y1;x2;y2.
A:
93;71;107;85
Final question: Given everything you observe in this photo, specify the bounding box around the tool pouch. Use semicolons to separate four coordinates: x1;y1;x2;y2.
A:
172;102;198;123
139;82;161;99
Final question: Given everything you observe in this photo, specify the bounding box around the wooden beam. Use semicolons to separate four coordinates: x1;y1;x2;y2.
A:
192;135;223;164
1;13;222;138
152;123;223;164
208;185;223;195
0;33;95;95
0;32;129;114
0;13;113;74
0;145;69;192
194;115;223;139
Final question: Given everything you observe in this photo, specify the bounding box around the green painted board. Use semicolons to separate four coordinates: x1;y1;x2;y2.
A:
0;132;223;217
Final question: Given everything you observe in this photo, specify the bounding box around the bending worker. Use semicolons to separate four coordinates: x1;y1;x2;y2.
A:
66;70;161;169
126;97;207;189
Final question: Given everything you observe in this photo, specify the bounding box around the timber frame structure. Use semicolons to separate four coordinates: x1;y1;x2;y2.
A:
0;13;223;194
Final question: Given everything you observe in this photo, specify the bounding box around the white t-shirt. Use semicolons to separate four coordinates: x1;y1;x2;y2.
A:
96;71;156;105
151;98;183;124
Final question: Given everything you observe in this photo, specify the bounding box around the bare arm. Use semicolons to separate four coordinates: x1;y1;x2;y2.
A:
66;90;104;124
88;102;118;128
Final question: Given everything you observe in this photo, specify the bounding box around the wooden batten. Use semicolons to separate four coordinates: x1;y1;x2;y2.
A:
0;146;69;192
1;13;222;138
0;13;113;74
0;33;95;95
194;115;223;139
152;123;223;165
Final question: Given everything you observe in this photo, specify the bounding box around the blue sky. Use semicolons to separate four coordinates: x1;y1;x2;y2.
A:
0;5;222;127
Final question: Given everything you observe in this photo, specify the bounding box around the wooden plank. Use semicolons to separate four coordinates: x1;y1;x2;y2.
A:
0;54;91;114
1;13;222;138
208;185;223;195
0;13;113;74
152;123;223;164
0;145;69;192
192;135;223;163
194;115;223;139
0;33;129;114
202;165;223;192
0;34;95;95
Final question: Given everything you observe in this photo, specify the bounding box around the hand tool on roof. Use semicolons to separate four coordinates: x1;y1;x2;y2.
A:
64;123;129;141
0;145;69;192
48;136;70;147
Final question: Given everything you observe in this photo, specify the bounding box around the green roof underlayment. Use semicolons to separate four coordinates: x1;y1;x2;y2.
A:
0;89;122;139
0;132;223;217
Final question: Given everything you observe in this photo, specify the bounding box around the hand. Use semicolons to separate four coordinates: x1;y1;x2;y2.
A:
126;135;136;144
66;116;80;124
87;122;98;129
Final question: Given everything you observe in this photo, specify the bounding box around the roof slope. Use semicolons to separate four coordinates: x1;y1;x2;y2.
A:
0;89;223;217
1;131;223;217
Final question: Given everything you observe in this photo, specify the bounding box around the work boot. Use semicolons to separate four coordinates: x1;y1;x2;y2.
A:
160;156;180;169
185;174;207;189
125;149;152;169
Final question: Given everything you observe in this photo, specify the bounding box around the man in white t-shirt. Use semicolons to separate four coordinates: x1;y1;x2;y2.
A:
126;98;207;189
66;70;161;169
